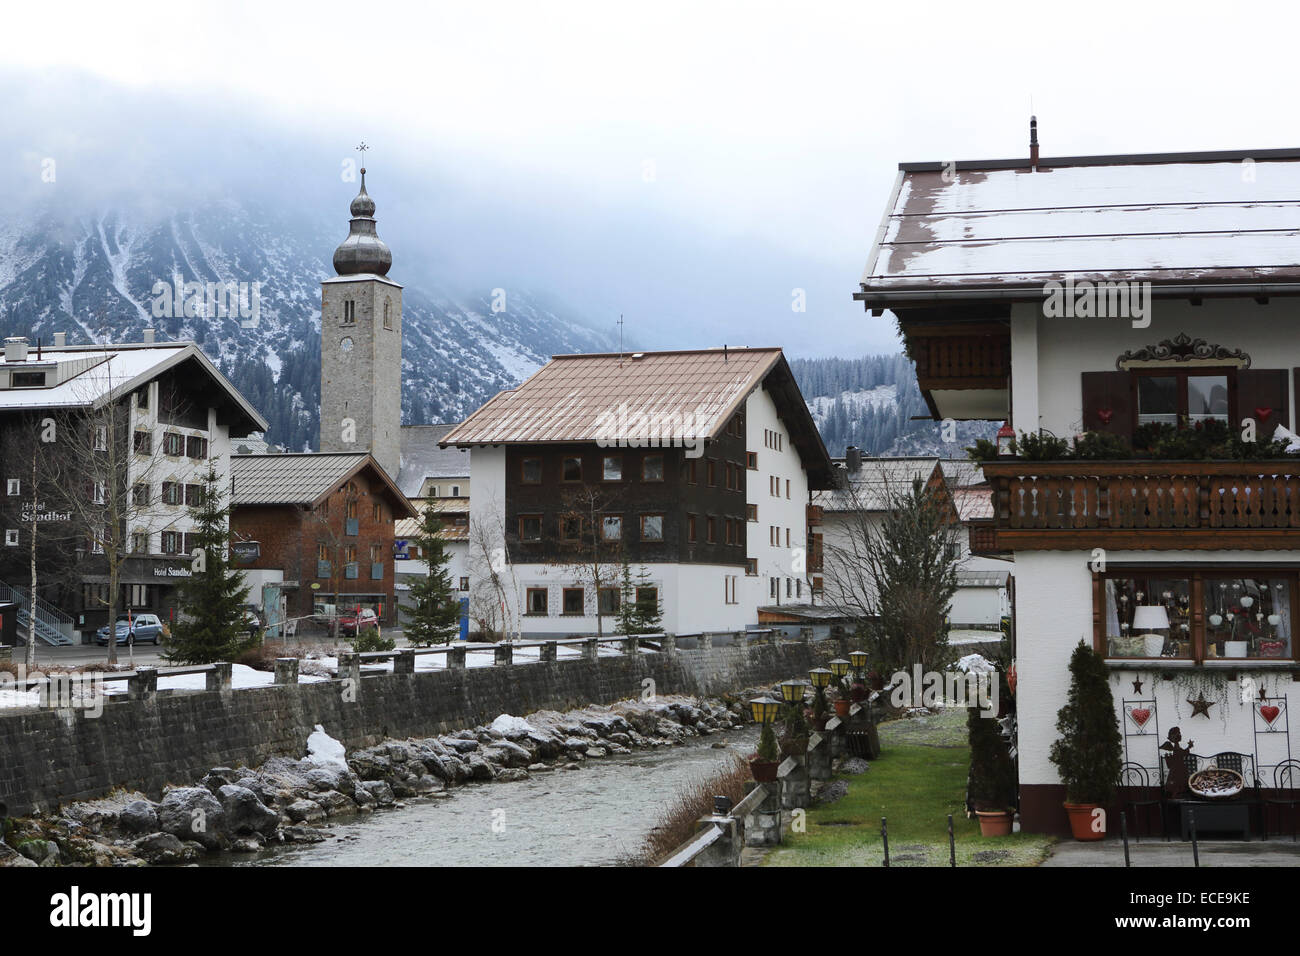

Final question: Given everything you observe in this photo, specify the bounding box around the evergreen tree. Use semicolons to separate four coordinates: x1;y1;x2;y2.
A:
166;464;253;664
405;503;461;646
613;560;639;635
632;565;662;633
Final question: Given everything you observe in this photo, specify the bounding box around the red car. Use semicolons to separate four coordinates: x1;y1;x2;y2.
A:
339;607;381;637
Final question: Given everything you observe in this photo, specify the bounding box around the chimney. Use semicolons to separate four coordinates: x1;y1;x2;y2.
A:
143;328;155;344
53;331;66;348
1029;115;1039;170
845;445;862;474
3;337;29;363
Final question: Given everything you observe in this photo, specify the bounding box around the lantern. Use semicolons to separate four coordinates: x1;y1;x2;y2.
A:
829;658;851;679
996;422;1016;457
848;650;868;674
779;680;805;705
809;667;831;689
749;695;780;724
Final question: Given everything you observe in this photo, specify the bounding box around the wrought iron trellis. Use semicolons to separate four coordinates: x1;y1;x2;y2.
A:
1251;695;1291;780
1121;695;1161;775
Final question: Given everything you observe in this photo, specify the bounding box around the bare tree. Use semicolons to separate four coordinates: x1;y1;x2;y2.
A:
551;484;625;637
822;475;963;675
466;490;520;641
303;479;364;642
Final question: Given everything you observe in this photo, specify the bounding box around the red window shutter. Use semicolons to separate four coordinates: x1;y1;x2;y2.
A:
1080;371;1133;438
1237;369;1289;432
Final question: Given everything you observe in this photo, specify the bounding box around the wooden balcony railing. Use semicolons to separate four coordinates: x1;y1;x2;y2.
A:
980;460;1300;550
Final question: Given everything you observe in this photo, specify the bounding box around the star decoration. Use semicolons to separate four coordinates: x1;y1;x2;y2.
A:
1132;678;1144;694
1188;694;1215;719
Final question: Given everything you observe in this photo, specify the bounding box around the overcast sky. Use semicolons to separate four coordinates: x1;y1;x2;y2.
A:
7;0;1300;357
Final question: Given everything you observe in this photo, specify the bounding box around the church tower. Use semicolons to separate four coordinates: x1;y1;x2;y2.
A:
319;163;402;479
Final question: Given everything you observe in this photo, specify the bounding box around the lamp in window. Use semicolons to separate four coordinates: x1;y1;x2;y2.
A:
1132;605;1169;657
996;422;1016;457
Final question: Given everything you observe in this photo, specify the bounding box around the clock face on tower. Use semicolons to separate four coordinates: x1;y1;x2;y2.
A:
339;336;354;355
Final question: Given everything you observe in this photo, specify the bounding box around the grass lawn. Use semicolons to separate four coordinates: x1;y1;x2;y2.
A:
763;708;1055;867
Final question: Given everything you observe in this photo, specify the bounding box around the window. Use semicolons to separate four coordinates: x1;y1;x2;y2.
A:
786;528;791;548
1136;370;1232;427
706;516;716;543
602;456;623;481
521;458;542;483
786;578;792;598
562;457;583;481
724;575;738;604
125;584;149;608
346;498;358;519
136;387;150;410
4;529;17;547
450;485;461;497
370;543;382;563
5;479;17;496
519;515;543;542
687;514;697;542
796;579;802;599
770;577;778;598
93;425;107;451
93;481;106;505
687;460;697;484
163;432;184;456
1204;575;1292;660
317;543;329;561
161;482;181;505
161;531;181;554
635;587;658;614
383;299;393;330
459;577;470;591
601;515;623;541
186;436;208;460
133;431;152;455
183;533;198;555
1100;574;1192;659
184;484;203;507
705;460;716;486
342;299;356;325
562;588;585;615
132;483;150;506
131;532;149;554
372;503;382;521
747;452;758;470
747;503;758;522
640;514;664;542
786;479;791;499
11;371;45;387
598;587;620;616
526;588;548;615
945;542;961;562
746;558;758;576
642;455;664;482
560;516;583;541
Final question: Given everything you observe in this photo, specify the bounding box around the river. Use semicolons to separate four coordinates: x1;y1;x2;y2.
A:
214;725;759;867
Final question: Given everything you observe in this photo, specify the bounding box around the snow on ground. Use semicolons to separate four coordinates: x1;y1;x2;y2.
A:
305;724;347;768
955;653;996;674
490;714;535;735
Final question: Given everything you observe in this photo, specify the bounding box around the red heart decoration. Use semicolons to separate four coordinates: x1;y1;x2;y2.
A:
1129;707;1151;728
1256;407;1273;422
1261;704;1281;725
1097;408;1114;425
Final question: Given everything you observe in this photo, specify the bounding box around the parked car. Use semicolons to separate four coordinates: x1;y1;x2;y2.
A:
243;609;263;641
339;607;380;638
95;613;164;646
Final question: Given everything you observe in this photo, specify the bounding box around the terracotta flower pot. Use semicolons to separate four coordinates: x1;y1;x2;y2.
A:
1064;802;1105;841
976;810;1014;837
749;759;779;783
833;699;851;718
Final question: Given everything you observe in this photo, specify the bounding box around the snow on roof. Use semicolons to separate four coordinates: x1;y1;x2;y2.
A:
817;457;983;513
859;150;1300;301
397;424;471;497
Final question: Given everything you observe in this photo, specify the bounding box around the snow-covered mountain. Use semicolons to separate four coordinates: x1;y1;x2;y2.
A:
0;202;615;451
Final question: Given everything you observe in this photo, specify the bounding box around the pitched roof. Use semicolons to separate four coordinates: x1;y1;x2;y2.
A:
443;347;837;488
397;424;471;497
817;457;984;513
231;452;416;516
857;147;1300;307
0;342;268;435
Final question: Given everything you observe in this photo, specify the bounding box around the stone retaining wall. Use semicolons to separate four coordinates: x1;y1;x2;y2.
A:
0;642;834;815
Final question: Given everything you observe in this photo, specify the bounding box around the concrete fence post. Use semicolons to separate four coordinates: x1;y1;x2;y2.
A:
807;732;832;781
743;782;783;847
128;667;158;702
692;817;742;867
826;715;847;758
206;661;233;695
699;632;713;650
659;633;676;654
540;641;558;663
446;646;466;670
778;755;810;811
494;643;513;666
622;635;638;656
582;638;599;661
274;657;299;685
337;652;362;686
393;649;415;675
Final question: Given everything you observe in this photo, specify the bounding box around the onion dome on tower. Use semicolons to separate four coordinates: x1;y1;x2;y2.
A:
332;167;393;276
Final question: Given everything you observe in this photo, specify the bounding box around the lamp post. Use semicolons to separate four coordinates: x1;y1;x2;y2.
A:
997;422;1016;458
809;667;831;728
749;695;781;779
779;679;809;742
849;649;869;679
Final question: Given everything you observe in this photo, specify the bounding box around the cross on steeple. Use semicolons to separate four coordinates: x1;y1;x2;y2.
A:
356;141;369;174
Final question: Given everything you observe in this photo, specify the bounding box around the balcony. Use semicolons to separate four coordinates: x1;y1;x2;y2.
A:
980;460;1300;550
806;504;824;526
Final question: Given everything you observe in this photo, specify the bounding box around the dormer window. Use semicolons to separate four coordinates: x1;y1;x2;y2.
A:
10;371;46;387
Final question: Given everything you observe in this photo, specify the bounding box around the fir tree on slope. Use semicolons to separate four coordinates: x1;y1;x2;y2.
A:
165;464;253;664
405;503;461;646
